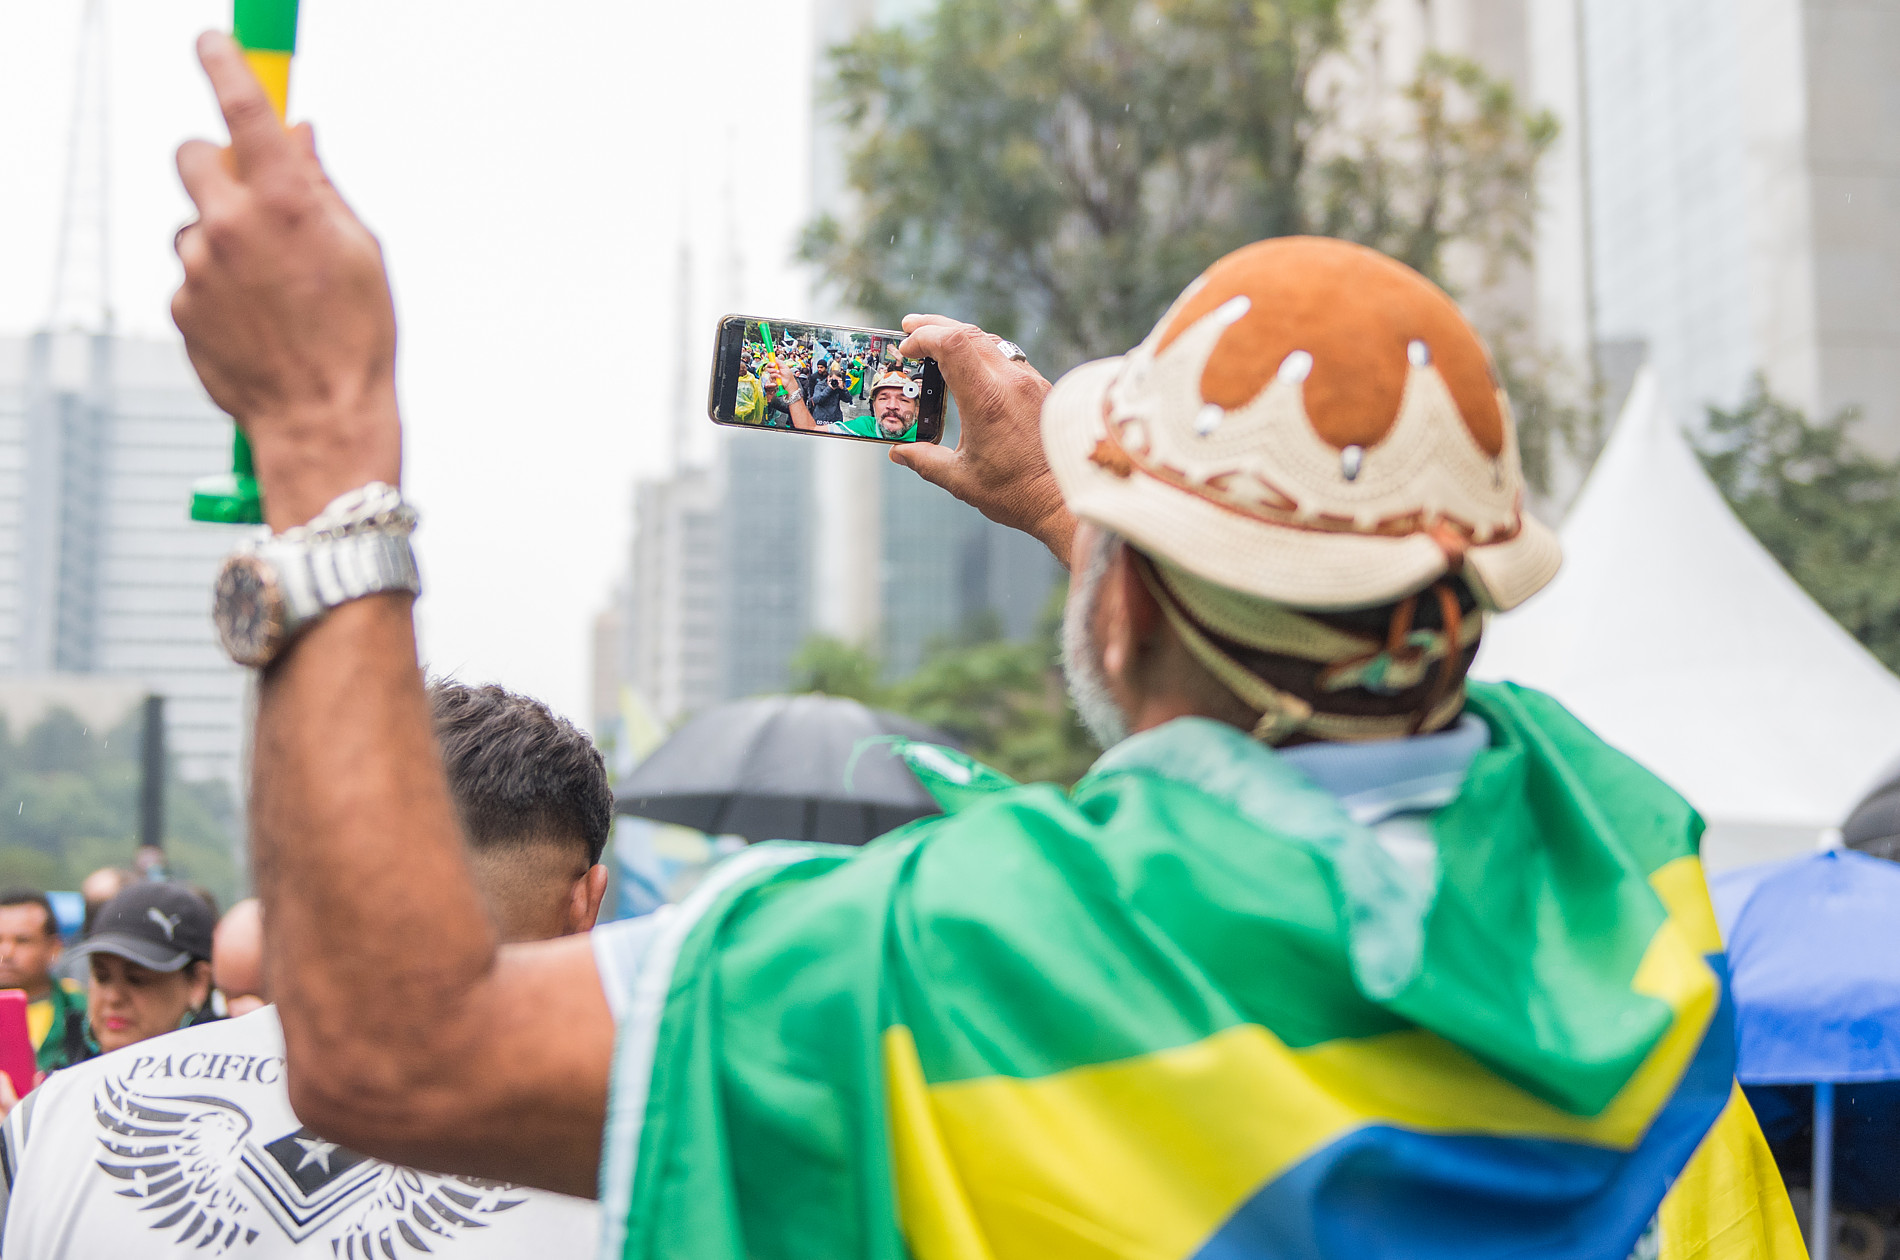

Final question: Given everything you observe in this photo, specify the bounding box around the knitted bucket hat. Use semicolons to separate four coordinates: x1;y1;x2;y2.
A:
1041;236;1560;615
869;369;921;400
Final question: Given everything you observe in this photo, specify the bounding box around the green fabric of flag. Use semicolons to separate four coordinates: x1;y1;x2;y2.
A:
832;413;919;441
233;0;299;52
601;682;1749;1260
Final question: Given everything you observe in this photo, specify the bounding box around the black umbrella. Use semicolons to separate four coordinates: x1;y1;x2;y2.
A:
615;694;952;846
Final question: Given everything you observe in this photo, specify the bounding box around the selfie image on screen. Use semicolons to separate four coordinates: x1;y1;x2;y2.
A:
734;320;927;443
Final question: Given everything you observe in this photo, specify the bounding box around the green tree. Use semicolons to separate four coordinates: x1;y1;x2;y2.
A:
1698;381;1900;672
787;636;889;706
1308;52;1555;290
789;586;1098;786
0;708;240;902
803;0;1559;413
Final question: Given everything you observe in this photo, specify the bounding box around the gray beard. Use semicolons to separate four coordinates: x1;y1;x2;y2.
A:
1061;530;1132;750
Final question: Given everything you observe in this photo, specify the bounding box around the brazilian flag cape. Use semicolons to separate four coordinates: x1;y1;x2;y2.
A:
599;684;1803;1260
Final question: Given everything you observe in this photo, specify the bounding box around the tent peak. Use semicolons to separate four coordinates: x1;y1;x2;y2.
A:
1476;368;1900;863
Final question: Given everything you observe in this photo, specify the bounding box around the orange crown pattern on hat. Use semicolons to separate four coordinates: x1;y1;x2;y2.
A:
1041;236;1561;612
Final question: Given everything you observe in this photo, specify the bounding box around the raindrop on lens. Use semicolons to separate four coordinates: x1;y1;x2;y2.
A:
1407;339;1432;367
1341;445;1365;481
1195;404;1224;436
1278;350;1313;384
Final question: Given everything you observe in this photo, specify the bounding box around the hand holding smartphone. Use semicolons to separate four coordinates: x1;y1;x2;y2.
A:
708;316;946;445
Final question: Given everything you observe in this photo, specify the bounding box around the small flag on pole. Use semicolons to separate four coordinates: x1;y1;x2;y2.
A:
189;1;300;525
233;0;299;117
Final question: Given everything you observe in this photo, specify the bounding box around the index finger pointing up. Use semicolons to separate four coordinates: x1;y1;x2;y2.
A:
196;32;297;179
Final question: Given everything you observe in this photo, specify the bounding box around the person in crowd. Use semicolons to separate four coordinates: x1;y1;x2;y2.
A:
134;844;170;882
213;897;267;1017
161;34;1801;1260
0;891;85;1074
769;364;916;439
766;359;813;430
735;354;774;427
76;866;135;938
44;883;220;1070
817;361;853;426
860;369;921;439
0;680;611;1258
787;347;850;429
763;356;797;427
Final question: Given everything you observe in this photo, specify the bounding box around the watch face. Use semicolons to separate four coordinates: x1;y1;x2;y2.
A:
214;553;286;667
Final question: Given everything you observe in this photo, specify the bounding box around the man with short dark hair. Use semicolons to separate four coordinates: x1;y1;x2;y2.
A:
430;682;613;941
0;891;83;1074
0;680;609;1258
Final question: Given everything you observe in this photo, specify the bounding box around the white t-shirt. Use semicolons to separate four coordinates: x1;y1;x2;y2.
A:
0;1007;599;1259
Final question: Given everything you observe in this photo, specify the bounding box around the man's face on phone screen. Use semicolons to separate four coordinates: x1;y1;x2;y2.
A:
873;386;919;438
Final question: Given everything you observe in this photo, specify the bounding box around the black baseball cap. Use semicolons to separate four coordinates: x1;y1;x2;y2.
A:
71;882;215;972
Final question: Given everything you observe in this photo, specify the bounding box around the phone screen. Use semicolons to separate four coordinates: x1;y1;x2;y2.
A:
708;316;945;445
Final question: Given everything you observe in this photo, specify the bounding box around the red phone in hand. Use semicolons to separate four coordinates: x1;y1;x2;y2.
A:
0;990;36;1099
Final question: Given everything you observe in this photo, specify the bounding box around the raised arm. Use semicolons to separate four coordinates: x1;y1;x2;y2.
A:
171;34;610;1197
769;363;819;431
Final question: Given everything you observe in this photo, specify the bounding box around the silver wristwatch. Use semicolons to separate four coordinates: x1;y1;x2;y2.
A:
212;482;421;668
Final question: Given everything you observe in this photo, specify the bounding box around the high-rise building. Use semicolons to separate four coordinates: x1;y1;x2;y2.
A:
1573;0;1899;450
0;332;248;796
597;425;1061;728
876;459;977;676
621;463;726;726
594;0;1062;727
805;0;1060;677
723;431;815;700
1317;0;1900;490
878;457;1059;676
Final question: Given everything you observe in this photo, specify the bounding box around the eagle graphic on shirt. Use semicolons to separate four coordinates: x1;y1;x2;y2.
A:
94;1074;526;1254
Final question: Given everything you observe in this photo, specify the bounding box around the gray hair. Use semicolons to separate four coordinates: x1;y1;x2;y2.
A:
1060;529;1132;749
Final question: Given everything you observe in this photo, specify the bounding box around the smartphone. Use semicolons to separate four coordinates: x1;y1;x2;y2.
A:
708;315;945;445
0;990;33;1100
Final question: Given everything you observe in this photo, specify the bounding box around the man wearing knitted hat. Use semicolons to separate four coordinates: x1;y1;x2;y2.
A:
852;369;922;440
770;366;923;441
169;37;1799;1260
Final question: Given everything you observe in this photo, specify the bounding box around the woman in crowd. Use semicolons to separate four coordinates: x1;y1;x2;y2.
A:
53;882;218;1067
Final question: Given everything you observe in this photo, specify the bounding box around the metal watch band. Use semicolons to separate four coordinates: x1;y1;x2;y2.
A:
292;481;417;542
213;482;422;667
265;527;421;638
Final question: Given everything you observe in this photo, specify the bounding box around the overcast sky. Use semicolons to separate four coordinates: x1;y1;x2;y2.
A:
0;0;821;725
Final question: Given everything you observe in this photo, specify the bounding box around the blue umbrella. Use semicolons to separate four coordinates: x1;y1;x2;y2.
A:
1714;849;1900;1260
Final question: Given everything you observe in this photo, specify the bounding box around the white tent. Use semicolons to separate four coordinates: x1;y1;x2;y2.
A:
1474;369;1900;871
